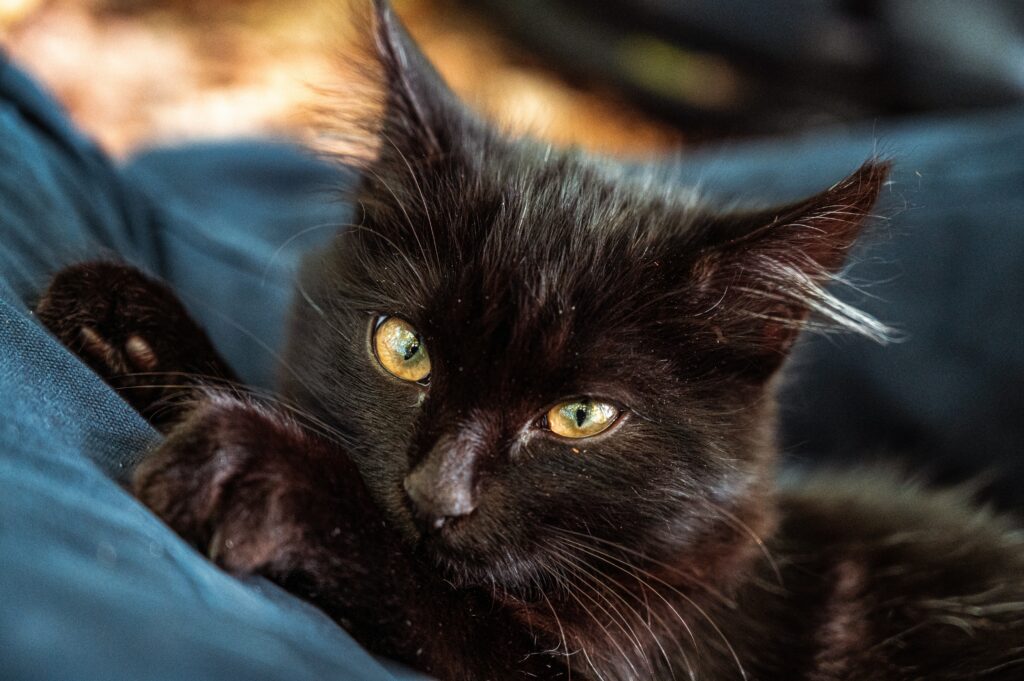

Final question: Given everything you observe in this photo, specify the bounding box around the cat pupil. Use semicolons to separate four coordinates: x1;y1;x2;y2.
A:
574;406;588;427
403;340;419;361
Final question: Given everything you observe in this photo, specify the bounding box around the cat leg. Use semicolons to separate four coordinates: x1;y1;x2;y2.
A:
35;261;237;429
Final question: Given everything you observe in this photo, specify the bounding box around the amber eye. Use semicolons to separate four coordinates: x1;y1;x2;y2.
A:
546;399;619;439
373;316;431;383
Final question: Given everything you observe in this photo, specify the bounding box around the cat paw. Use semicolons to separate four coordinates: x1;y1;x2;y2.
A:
35;261;235;428
133;394;328;574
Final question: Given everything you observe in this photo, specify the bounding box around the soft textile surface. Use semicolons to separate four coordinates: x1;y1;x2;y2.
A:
1;53;1022;680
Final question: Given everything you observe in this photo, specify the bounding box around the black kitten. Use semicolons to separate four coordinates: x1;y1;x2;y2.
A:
38;2;1024;679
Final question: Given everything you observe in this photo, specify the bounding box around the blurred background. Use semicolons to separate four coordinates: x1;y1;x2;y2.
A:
5;0;1024;157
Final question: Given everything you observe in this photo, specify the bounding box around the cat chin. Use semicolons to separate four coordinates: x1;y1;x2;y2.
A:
421;538;551;592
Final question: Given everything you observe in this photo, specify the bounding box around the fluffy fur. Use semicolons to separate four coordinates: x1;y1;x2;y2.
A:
36;2;1023;679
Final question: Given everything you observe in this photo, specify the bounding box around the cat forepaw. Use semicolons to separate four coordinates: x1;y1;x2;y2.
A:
133;394;323;575
35;261;235;428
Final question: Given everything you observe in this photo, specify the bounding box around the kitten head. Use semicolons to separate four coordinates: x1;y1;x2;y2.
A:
284;0;889;591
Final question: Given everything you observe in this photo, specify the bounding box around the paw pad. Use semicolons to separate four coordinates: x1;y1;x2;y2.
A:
77;327;159;376
125;335;159;371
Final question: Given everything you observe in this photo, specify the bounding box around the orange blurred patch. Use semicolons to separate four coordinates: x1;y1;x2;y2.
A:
4;0;683;157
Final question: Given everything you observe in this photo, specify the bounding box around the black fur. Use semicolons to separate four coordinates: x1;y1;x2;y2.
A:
37;2;1024;679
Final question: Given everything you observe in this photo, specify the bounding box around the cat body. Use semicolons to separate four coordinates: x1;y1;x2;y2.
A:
35;1;1023;679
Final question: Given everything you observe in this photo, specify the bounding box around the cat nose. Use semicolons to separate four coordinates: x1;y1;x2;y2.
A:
403;446;478;531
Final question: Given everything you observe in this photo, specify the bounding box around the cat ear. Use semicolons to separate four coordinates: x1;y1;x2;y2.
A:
371;0;468;157
329;0;475;166
684;161;891;381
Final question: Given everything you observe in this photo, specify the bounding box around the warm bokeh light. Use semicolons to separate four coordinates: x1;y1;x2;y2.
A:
2;0;684;157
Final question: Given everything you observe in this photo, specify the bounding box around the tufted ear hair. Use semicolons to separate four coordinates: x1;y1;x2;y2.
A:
369;0;472;157
682;161;892;382
325;0;479;168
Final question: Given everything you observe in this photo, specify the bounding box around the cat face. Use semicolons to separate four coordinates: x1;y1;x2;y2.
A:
282;0;887;590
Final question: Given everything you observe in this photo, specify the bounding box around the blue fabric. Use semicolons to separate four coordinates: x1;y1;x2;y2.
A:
125;142;357;390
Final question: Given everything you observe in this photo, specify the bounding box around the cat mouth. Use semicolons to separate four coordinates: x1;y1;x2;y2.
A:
416;524;550;590
427;542;542;590
390;482;546;588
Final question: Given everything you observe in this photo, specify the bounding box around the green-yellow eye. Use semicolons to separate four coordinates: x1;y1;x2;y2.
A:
373;316;431;383
546;399;619;439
